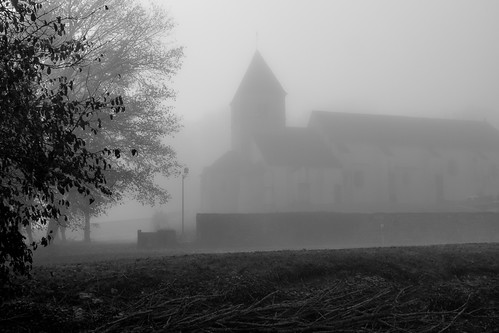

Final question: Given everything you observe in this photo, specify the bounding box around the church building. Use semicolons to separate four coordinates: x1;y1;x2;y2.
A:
200;51;499;213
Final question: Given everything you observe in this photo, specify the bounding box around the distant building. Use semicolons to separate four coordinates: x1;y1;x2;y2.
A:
200;51;499;213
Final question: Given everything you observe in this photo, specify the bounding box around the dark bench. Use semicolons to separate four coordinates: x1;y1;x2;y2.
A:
137;229;177;248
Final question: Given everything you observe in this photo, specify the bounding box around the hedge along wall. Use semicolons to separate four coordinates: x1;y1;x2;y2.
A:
196;212;499;249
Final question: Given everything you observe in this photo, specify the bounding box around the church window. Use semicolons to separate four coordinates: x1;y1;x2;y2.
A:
334;184;342;204
388;171;397;203
379;145;392;156
336;141;350;153
489;163;498;179
264;186;273;206
402;169;410;186
435;173;444;203
447;159;458;176
353;170;364;188
297;182;310;203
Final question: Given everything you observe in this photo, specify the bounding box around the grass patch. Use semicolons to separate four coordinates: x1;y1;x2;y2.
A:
1;243;498;332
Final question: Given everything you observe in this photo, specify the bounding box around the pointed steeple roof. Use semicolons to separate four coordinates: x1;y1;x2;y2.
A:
231;51;286;105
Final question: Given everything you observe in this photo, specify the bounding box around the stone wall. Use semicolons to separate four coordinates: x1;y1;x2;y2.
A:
196;212;499;249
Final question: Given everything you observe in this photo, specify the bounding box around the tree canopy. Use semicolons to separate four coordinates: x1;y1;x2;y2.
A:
47;0;184;242
0;0;182;284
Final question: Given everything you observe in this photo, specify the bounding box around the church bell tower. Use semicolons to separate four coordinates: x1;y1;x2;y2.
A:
230;51;287;155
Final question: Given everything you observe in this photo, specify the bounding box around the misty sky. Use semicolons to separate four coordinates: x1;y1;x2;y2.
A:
163;0;499;125
97;0;499;230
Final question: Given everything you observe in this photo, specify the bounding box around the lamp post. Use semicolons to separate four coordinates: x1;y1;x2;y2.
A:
181;167;189;238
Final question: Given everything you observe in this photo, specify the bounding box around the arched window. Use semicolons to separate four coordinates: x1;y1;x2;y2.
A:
447;159;458;176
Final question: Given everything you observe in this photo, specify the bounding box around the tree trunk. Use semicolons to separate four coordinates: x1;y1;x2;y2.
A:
60;226;67;242
46;219;60;244
83;208;91;243
25;222;33;244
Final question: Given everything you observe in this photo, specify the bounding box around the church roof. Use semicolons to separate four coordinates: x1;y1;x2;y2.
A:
206;150;252;173
254;127;339;168
231;51;286;104
308;111;499;151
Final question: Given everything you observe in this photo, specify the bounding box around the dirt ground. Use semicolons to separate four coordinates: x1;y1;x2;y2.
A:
1;242;498;332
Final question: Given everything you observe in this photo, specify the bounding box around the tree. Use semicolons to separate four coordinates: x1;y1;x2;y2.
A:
49;0;184;242
0;0;125;284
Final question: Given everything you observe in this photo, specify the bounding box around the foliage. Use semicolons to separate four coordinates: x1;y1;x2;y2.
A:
0;0;125;284
48;0;184;241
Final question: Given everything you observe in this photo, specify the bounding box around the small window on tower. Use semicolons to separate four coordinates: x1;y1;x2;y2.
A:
255;103;268;116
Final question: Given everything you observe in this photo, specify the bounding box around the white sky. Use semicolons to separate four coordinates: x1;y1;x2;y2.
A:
162;0;499;125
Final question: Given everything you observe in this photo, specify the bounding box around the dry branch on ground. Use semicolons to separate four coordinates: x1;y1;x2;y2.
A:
1;243;498;332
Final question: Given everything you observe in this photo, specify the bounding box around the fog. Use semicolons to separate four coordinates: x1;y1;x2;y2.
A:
91;0;499;245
